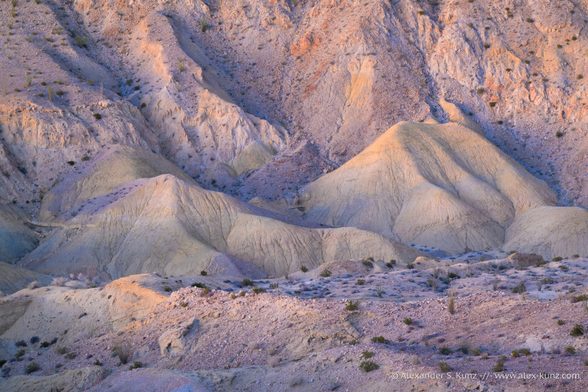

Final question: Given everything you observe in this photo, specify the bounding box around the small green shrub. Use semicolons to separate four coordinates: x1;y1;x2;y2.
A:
112;342;132;364
557;319;565;325
371;336;390;344
200;287;210;297
180;302;188;308
359;361;379;372
200;270;207;276
65;352;77;359
493;361;505;372
15;349;25;360
403;317;413;325
25;362;40;374
477;88;485;94
362;351;374;359
439;346;452;355
553;256;563;261
93;113;102;120
129;361;143;370
438;362;451;372
56;90;64;96
93;359;102;366
40;341;50;348
74;34;88;48
242;279;253;286
555;132;563;138
512;350;520;358
56;346;67;355
252;287;266;294
525;18;534;23
570;324;584;337
471;348;482;356
345;300;359;311
163;286;171;292
361;259;373;268
512;283;526;294
489;101;496;107
81;156;90;161
356;279;365;285
519;349;531;356
300;265;308;272
320;269;332;277
572;254;580;258
565;346;576;355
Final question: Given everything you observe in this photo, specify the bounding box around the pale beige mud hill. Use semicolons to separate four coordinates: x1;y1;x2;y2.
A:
38;144;195;222
294;103;588;259
0;205;39;263
0;262;51;296
21;174;423;279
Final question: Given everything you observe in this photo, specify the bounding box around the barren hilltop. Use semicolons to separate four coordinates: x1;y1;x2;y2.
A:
1;0;588;390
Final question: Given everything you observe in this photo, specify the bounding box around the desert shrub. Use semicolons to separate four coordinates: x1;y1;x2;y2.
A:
493;361;505;372
477;88;484;94
191;282;206;288
74;34;88;47
163;286;171;292
361;258;373;268
129;361;143;370
81;156;90;161
371;336;390;344
553;256;563;261
252;287;266;294
489;101;496;107
345;300;359;311
447;290;456;315
300;265;308;272
362;351;374;359
15;340;27;347
480;353;489;359
56;346;67;354
570;324;584;337
200;19;208;32
320;269;332;277
541;277;554;284
406;263;415;269
565;346;576;355
93;113;101;120
112;341;132;364
376;286;385;297
25;362;40;374
403;317;413;325
471;348;482;356
348;339;358;345
519;349;531;356
93;359;102;366
438;362;451;372
525;18;534;23
30;337;39;345
427;279;438;290
65;352;77;359
559;265;569;271
557;319;565;326
230;293;236;299
0;359;6;367
56;90;64;96
359;361;379;372
356;279;365;285
242;279;253;286
512;282;526;294
180;302;188;308
512;350;520;358
15;349;25;360
67;161;75;166
571;294;588;303
439;346;452;355
200;287;210;297
40;341;50;348
177;59;185;72
409;355;421;365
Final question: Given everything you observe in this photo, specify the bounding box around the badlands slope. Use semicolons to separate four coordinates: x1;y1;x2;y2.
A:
295;102;588;258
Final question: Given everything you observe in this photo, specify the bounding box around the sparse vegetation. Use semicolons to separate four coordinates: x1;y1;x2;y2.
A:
25;363;40;374
557;319;565;326
438;362;451;372
15;349;25;360
200;19;209;32
163;286;171;292
93;113;102;120
570;324;584;337
74;34;88;48
112;341;132;364
371;336;390;344
403;317;413;325
359;361;379;372
439;346;452;355
300;265;308;272
178;59;185;72
180;302;188;308
356;279;365;285
242;278;253;286
129;361;143;370
447;290;455;314
362;351;374;359
493;361;505;372
320;269;332;277
345;300;359;311
200;270;207;276
93;359;102;366
65;352;77;359
512;282;526;294
565;346;576;355
252;286;266;294
56;346;68;355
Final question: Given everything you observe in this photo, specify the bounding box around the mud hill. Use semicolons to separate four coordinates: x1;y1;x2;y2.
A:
294;102;588;258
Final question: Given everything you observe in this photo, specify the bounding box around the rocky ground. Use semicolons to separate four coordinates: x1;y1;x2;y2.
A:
2;254;588;391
